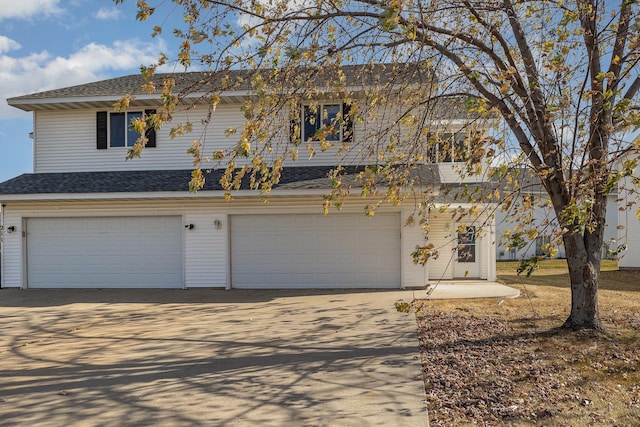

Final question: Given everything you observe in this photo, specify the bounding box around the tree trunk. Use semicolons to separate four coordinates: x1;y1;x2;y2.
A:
561;233;604;331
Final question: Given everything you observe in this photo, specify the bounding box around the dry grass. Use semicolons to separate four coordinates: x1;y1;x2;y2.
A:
416;260;640;426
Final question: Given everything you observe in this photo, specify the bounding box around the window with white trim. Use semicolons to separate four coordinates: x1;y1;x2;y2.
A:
110;112;143;147
427;131;469;163
302;103;344;142
96;110;156;150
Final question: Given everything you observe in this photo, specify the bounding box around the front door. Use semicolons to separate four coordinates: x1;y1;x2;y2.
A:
454;224;480;278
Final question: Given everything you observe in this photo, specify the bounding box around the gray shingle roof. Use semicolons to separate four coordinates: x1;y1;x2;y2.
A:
8;63;428;101
7;63;443;113
9;74;158;101
0;165;441;197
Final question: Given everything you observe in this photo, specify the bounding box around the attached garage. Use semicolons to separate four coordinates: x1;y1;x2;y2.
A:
230;213;401;289
26;216;183;288
0;171;496;291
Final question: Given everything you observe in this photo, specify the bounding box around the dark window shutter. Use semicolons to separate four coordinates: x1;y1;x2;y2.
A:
289;104;301;146
342;103;353;143
145;109;156;148
96;111;108;149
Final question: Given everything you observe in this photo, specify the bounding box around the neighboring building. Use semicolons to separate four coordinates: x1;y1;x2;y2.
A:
617;159;639;269
494;170;619;261
0;65;497;289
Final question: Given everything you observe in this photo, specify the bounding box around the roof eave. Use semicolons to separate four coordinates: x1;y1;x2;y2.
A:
0;188;337;202
7;89;259;112
0;184;441;202
6;82;423;112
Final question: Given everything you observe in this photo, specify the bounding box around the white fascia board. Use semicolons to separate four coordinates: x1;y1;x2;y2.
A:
7;84;385;110
10;83;467;114
7;90;256;110
0;184;440;203
0;188;332;202
8;95;142;109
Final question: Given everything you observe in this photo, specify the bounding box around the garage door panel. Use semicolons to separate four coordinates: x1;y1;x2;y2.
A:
27;217;183;289
231;213;400;289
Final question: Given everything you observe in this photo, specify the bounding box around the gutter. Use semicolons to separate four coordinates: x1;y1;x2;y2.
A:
0;183;445;202
0;188;339;202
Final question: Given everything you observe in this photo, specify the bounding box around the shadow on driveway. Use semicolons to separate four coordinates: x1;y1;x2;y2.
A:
0;289;428;426
0;288;406;306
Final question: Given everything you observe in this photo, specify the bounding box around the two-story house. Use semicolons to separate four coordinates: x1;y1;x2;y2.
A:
0;65;497;289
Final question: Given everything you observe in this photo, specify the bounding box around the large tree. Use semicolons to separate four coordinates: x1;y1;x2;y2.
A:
117;0;640;330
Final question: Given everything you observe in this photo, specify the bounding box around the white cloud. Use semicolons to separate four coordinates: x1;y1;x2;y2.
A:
0;39;167;119
0;35;20;53
0;0;63;20
95;7;122;20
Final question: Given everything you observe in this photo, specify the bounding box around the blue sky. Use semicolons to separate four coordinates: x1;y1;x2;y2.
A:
0;0;181;182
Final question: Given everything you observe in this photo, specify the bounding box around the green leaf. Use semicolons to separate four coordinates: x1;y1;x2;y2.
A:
394;300;412;313
517;257;540;278
378;7;399;31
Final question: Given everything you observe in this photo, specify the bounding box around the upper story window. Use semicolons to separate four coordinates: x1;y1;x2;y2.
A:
427;132;468;163
96;110;156;150
110;112;143;147
292;102;353;144
303;104;342;142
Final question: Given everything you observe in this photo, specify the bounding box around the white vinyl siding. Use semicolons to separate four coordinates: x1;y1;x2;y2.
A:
619;202;640;268
30;98;495;174
425;214;455;280
425;209;494;281
26;216;183;288
400;210;429;288
619;166;640;268
32;101;468;173
184;212;228;287
230;213;401;288
0;197;495;289
32;105;375;173
494;197;559;261
436;162;490;184
34;108;226;172
602;194;618;259
0;210;23;289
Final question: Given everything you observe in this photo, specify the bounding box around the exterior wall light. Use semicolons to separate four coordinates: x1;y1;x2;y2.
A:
185;224;195;230
213;219;222;230
7;226;16;233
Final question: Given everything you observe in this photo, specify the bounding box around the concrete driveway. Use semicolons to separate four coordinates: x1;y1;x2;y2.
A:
0;289;428;426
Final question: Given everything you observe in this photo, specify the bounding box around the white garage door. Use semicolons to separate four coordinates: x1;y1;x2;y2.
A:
26;217;183;288
231;213;401;288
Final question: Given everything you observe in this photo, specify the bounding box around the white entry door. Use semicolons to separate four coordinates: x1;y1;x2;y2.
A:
453;224;480;278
